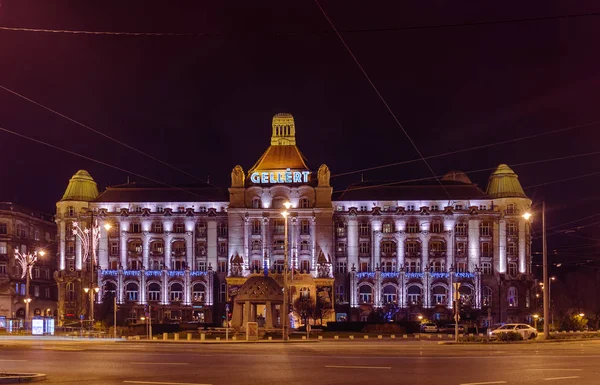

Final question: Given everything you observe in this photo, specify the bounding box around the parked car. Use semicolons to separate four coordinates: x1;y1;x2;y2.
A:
420;323;439;333
441;324;466;333
489;323;537;340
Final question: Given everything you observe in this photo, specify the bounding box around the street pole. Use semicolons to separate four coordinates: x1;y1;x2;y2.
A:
283;211;289;341
452;282;460;343
113;295;117;339
25;269;30;331
225;303;230;341
542;201;549;339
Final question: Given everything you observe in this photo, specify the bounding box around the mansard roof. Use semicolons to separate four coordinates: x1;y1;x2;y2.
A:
60;170;99;202
332;179;489;202
486;164;528;199
94;182;229;203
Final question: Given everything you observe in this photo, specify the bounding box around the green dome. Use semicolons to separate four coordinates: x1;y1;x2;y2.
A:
61;170;99;202
486;164;527;199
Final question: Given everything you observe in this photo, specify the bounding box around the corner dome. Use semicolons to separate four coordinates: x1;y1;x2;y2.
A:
486;164;527;199
235;276;282;303
441;170;472;184
60;170;99;202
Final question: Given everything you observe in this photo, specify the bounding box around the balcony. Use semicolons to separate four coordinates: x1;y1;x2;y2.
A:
429;251;446;258
405;251;421;258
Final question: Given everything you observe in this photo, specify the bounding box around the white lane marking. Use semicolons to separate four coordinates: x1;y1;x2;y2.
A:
544;377;581;381
130;362;189;365
526;369;583;371
325;365;391;369
0;359;28;361
123;382;211;385
459;381;507;385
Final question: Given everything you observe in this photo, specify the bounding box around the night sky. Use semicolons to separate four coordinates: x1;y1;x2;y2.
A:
1;1;599;269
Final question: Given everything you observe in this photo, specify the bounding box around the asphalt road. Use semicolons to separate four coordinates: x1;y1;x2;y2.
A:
1;339;600;385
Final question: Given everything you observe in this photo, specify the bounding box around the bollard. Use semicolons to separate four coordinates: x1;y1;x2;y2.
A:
334;335;339;340
187;333;192;341
448;334;452;338
153;336;157;340
364;335;369;340
479;333;483;337
469;333;474;337
302;336;306;340
403;334;408;339
378;335;383;340
163;333;168;341
174;333;179;341
391;335;396;339
349;335;354;340
201;333;206;341
318;335;323;340
267;336;272;341
216;337;221;341
438;334;442;339
233;336;237;340
135;335;140;340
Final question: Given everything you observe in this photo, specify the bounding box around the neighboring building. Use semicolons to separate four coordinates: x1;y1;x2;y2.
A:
0;202;58;326
54;113;535;329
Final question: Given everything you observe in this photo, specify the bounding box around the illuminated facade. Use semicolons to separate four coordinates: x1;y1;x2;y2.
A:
55;113;535;327
0;202;57;325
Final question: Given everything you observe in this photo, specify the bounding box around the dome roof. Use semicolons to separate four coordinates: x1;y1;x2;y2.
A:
441;170;472;184
60;170;99;202
235;276;282;303
486;164;527;199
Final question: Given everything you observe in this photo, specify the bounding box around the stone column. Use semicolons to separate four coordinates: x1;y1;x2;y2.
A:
448;272;454;310
140;269;146;304
349;267;358;308
395;233;405;270
120;231;128;269
99;222;109;270
243;217;250;271
161;269;169;305
399;272;406;308
518;220;526;274
310;216;317;274
420;233;429;271
261;216;269;269
468;219;480;272
75;234;82;271
347;215;358;271
371;219;381;271
475;270;482;309
206;269;214;306
117;268;124;304
445;230;454;272
184;269;191;305
142;232;150;270
207;219;218;271
59;220;66;270
424;272;431;308
375;269;382;307
185;232;193;270
164;233;172;270
97;269;103;304
266;301;274;328
498;220;507;274
291;217;298;270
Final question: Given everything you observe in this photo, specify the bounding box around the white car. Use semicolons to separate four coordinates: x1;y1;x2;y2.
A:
420;323;439;333
490;323;538;340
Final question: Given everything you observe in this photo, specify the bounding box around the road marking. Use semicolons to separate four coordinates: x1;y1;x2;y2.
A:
325;365;391;369
544;377;581;381
0;359;27;362
526;369;582;371
459;381;507;385
123;382;211;385
130;362;189;365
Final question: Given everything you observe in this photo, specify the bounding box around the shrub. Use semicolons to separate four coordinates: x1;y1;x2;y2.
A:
497;331;523;341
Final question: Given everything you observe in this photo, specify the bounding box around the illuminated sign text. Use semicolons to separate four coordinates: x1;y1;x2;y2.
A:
250;168;310;184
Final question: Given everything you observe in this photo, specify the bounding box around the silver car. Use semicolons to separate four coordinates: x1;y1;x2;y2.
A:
490;323;537;339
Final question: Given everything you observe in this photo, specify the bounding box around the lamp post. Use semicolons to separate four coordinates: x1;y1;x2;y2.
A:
533;314;539;331
15;249;44;331
523;201;548;339
281;201;292;341
549;276;556;330
73;218;111;331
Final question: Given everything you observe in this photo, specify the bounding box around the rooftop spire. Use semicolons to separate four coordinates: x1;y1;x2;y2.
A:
61;170;99;202
486;164;527;199
271;113;296;146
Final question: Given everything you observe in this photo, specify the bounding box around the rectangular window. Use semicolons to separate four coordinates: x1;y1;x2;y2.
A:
335;222;346;237
34;268;40;278
456;241;466;256
336;242;347;255
335;261;347;274
360;262;370;272
482;262;492;275
300;260;310;272
506;203;516;214
359;223;370;236
218;261;227;273
0;263;6;274
45;287;51;298
382;223;394;233
480;222;491;236
406;205;415;211
481;242;491;257
130;223;141;233
0;223;7;235
336;285;346;303
147;290;159;301
455;204;463;210
0;242;7;255
152;222;164;233
431;222;443;233
507;242;517;256
457;261;467;272
218;242;227;256
220;283;226;303
217;223;228;237
406;242;419;254
508;262;518;276
359;242;370;255
45;269;50;279
196;223;206;237
382;241;395;253
273;219;284;235
506;223;518;236
299;241;309;251
431;205;439;211
251;220;262;235
197;261;207;271
197;242;206;255
174;223;185;233
170;290;183;302
406;222;419;233
455;223;467;236
34;285;40;297
300;220;310;235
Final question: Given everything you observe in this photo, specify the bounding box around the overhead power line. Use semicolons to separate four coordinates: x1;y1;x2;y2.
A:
0;125;210;200
314;0;452;201
0;84;208;184
332;120;600;178
1;11;599;36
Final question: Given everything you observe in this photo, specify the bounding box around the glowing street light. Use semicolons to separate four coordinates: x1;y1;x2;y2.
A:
15;249;44;331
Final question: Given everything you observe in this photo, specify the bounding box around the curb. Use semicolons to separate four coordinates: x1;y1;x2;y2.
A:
438;337;600;345
0;373;47;383
119;339;320;344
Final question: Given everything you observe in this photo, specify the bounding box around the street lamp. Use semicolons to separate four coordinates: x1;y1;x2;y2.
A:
15;249;44;331
523;201;548;339
533;314;539;330
73;219;111;330
281;201;292;341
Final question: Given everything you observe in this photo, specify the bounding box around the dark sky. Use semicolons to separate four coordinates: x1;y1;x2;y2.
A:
1;1;599;269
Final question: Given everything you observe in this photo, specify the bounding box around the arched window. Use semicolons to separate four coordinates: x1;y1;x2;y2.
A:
382;285;397;304
148;283;161;302
483;286;492;306
66;282;75;301
126;282;139;301
67;206;75;217
192;283;205;302
459;286;473;306
104;281;116;295
507;286;518;307
407;286;421;305
170;283;183;302
432;285;447;305
358;285;373;304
